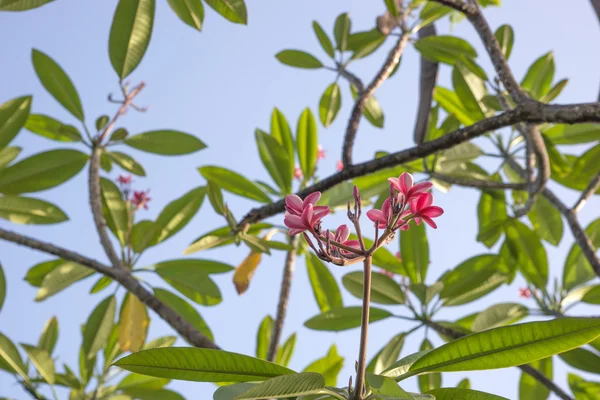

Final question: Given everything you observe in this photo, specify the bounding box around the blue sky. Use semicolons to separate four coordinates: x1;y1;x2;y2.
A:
1;0;599;398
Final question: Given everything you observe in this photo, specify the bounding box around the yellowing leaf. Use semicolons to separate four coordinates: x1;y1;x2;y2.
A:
119;294;149;352
233;230;279;295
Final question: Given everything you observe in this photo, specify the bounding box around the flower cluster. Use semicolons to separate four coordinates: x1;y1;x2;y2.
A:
283;172;443;265
115;174;151;211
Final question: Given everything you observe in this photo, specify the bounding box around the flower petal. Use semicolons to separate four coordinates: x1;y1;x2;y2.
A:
410;181;433;194
304;192;321;207
422;206;444;218
336;224;350;243
367;209;385;223
421;216;438;229
285;195;303;214
387;177;401;192
301;203;314;228
284;214;306;230
400;172;414;194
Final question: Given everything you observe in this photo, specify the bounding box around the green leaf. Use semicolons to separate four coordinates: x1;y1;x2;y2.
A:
154;288;213;342
427;388;508;399
367;333;406;374
504;220;548;289
471;303;528;332
119;293;150;352
276;333;296;368
0;264;4;314
0;332;28;379
452;62;486;122
559;347;600;374
457;378;471;389
0;149;88;194
0;0;54;11
255;315;273;360
296;108;318;178
542;123;600;145
519;357;552;400
0;96;31;149
275;50;323;69
0;146;21;168
404;318;600;378
107;151;146;176
121;388;185;400
312;21;335;58
35;261;93;301
117;372;169;390
414;35;477;65
125;130;206;155
553;146;600;193
342;271;404;304
24;114;81;142
367;373;413;398
418;339;441;393
333;13;350;51
306;253;343;312
24;259;61;287
114;348;295;382
109;0;155;79
304;307;392;331
100;178;129;246
111;127;129;141
319;83;341;128
0;195;68;224
411;282;444;306
200;166;270;203
540;78;568;103
568;373;600;400
148;259;233;274
130;220;156;253
347;29;386;60
167;0;203;30
270;108;294;161
90;275;113;294
31;49;84;120
521;52;555;100
154;186;206;243
400;222;429;284
381;350;430;380
527;196;563;246
434;87;477;126
233;372;327;399
215;383;257;400
82;296;116;359
303;345;343;386
143;336;177;350
255;129;292;194
350;83;384;128
494;24;514;60
417;3;452;31
155;264;222;306
204;0;246;24
477;189;507;248
21;344;55;384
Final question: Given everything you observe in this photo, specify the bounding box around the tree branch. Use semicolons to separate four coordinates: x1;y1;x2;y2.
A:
342;33;410;166
503;157;600;277
0;227;219;349
413;23;439;145
423;319;574;400
591;0;600;25
88;147;125;269
429;172;527;190
572;170;600;213
266;237;299;362
238;101;600;228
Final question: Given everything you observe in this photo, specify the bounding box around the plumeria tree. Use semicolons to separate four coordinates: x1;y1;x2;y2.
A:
1;0;600;399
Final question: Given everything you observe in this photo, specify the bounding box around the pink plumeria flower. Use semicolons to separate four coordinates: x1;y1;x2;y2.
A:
326;224;360;254
409;192;444;228
317;144;326;160
293;165;303;180
131;190;151;210
283;192;330;235
388;172;433;204
117;174;132;185
336;160;344;171
518;287;532;299
366;198;392;229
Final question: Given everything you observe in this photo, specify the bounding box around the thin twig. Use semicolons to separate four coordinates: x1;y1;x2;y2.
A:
342;33;410;166
98;82;145;144
572;170;600;213
429;172;527;190
413;23;439;145
0;227;219;349
423;320;574;400
237;101;600;229
266;236;299;362
353;256;373;400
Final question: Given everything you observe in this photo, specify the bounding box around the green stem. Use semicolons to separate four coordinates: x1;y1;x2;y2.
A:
353;255;373;400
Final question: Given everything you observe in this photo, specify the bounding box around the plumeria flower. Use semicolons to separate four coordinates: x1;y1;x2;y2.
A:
518;287;532;299
317;145;326;160
293;165;303;180
117;174;132;185
336;160;344;171
327;224;361;254
409;192;444;228
388;172;433;204
131;190;151;210
283;192;330;235
366;198;392;229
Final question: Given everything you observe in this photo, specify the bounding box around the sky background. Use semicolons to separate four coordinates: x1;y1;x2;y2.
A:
1;0;599;398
